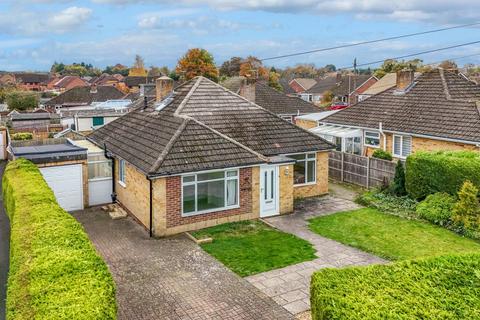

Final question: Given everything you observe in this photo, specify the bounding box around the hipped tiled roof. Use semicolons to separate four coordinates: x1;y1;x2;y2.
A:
323;69;480;143
45;86;125;106
89;77;333;176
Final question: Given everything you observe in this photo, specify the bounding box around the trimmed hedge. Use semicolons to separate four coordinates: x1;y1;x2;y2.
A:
416;192;456;226
372;149;393;161
11;132;33;141
3;159;116;319
311;254;480;319
406;151;480;199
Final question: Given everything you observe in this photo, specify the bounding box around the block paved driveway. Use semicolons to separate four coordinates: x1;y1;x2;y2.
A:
246;196;387;315
73;209;294;320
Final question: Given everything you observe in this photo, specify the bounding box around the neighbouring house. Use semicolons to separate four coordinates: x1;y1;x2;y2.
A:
123;76;155;91
279;78;297;96
9;111;61;131
44;85;126;111
8;137;113;211
357;72;420;102
60;108;130;133
289;78;317;94
90;73;122;86
88;76;333;237
301;75;338;104
51;76;88;92
330;74;377;105
303;69;480;158
222;77;322;123
12;73;51;91
0;73;16;86
295;110;340;131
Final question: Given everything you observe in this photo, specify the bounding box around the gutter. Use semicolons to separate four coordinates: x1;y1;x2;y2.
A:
103;143;117;202
146;176;153;238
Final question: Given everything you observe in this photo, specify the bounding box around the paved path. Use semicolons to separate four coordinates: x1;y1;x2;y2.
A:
74;208;294;320
0;161;9;320
246;196;386;315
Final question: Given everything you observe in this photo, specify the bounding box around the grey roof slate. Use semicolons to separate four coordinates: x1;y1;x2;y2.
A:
323;69;480;143
89;77;333;176
45;86;125;106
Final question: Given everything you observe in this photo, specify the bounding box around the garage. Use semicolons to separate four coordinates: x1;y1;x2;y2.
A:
40;165;84;211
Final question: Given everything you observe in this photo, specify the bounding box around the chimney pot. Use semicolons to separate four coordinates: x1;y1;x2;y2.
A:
155;76;174;102
396;70;414;91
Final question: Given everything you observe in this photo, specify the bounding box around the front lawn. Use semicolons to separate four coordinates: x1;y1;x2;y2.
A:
191;220;316;277
309;208;480;260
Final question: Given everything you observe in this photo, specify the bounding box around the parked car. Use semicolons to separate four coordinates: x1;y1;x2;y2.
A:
329;102;349;110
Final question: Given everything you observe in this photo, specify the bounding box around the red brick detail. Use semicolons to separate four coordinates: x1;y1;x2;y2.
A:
166;168;253;228
289;80;306;93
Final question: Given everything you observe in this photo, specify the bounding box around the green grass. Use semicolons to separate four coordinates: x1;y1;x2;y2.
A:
191;220;316;277
309;208;480;261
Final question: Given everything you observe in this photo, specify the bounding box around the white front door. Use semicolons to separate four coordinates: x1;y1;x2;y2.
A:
260;165;279;217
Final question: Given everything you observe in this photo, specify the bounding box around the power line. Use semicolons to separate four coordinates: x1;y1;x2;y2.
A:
423;52;480;66
336;41;480;70
260;22;480;61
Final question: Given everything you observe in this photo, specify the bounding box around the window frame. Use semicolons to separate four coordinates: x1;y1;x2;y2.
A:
181;169;240;217
118;159;126;187
290;152;317;186
364;130;381;148
92;116;105;127
87;152;112;182
392;134;412;158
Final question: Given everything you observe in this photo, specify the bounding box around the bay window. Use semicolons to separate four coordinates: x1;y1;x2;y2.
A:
182;169;239;216
364;131;380;148
393;135;412;158
290;153;316;185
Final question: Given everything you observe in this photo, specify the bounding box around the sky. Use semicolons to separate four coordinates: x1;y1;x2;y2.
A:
1;0;480;72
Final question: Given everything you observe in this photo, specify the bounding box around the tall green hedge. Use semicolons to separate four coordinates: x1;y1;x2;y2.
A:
405;151;480;199
311;253;480;319
3;159;116;319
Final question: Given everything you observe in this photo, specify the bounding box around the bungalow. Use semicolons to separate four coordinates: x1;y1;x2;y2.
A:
13;73;50;91
88;76;333;236
222;77;322;122
123;76;156;91
51;76;88;92
289;78;317;94
301;69;480;158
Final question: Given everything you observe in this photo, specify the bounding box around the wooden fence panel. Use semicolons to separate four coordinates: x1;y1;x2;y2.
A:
329;151;396;189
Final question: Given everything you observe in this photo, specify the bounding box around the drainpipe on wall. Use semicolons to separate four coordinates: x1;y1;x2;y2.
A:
379;122;386;151
103;143;117;202
146;176;153;238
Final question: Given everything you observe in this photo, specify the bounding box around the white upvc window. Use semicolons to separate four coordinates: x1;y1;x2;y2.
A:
393;135;412;158
118;159;126;186
364;131;380;148
182;169;239;216
88;153;112;181
290;153;316;185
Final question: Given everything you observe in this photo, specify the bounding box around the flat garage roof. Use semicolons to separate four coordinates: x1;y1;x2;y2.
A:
10;140;87;164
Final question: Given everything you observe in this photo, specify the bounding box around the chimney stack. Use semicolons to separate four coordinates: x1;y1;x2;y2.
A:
155;76;174;102
396;70;414;91
239;76;256;102
90;84;97;94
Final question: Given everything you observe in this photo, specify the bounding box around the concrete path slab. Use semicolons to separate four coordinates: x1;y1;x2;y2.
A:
246;196;386;315
74;208;294;320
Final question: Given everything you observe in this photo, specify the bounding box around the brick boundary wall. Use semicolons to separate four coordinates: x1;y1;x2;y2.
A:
166;167;253;228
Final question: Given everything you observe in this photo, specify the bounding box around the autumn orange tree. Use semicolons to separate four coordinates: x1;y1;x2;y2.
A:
239;56;269;80
176;48;219;82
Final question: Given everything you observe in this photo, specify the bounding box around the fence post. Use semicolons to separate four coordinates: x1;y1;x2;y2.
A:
341;152;344;182
366;157;370;189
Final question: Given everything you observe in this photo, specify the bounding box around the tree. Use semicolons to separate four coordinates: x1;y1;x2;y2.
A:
268;71;282;91
374;59;424;78
321;90;334;104
50;61;65;74
438;60;458;70
452;180;480;230
219;57;243;77
239;56;269;80
6;91;39;110
389;161;407;196
133;54;145;70
148;66;169;77
176;48;219;82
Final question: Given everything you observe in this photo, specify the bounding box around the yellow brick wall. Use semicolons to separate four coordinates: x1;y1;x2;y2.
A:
36;159;89;208
293;151;329;199
279;164;294;214
296;118;317;130
115;159;150;229
251;166;260;216
152;178;167;236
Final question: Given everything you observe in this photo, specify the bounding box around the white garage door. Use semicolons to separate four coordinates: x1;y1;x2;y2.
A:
40;164;84;212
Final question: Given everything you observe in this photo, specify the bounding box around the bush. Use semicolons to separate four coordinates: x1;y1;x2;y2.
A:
11;132;33;140
355;189;417;218
452;181;480;231
311;253;480;319
388;161;407;196
5;90;39;110
416;192;456;226
372;149;393;161
406;151;480;199
3;159;116;319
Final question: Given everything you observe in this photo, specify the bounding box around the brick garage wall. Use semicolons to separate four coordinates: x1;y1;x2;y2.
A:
296;118;317;130
293;151;329;199
164;167;258;235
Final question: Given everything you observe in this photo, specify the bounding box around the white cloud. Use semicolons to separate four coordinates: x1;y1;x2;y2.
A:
0;6;92;35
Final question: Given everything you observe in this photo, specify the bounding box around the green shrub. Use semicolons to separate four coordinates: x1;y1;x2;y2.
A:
3;159;116;319
406;151;480;199
11;132;33;140
355;189;417;218
452;181;480;231
311;253;480;319
416;192;456;226
372;149;393;161
388;160;407;196
5;90;39;110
